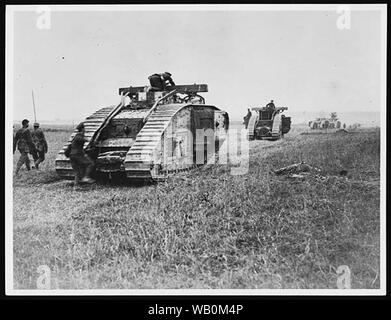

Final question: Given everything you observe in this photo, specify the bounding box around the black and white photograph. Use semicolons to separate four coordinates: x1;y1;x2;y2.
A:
5;4;386;296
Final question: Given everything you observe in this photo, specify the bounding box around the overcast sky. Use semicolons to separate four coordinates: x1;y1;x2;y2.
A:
9;5;384;123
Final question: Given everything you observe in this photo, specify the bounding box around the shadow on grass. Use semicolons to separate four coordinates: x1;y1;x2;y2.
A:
13;169;62;187
14;169;157;189
94;172;157;188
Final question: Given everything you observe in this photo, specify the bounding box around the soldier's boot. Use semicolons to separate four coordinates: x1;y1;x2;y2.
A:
34;159;42;170
81;164;95;184
73;174;81;188
14;165;22;176
25;155;31;171
15;154;26;175
81;169;95;183
81;177;95;184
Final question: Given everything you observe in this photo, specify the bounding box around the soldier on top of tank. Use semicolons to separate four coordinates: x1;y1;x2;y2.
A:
265;100;275;111
148;72;176;91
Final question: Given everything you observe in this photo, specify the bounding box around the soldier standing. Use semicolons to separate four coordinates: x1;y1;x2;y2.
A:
69;122;95;185
31;122;48;170
13;119;36;175
243;108;252;129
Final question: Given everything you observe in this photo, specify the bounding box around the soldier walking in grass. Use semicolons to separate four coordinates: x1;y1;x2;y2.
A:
13;119;37;175
31;122;48;170
68;122;95;185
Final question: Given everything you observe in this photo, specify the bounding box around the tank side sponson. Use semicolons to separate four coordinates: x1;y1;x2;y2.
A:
247;113;259;140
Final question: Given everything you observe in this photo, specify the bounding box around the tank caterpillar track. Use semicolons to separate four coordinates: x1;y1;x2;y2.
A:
55;106;116;179
124;103;184;180
262;113;282;141
247;114;259;140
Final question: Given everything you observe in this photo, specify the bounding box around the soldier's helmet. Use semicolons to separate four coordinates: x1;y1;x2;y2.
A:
33;122;40;127
22;119;29;126
162;72;172;79
76;122;85;132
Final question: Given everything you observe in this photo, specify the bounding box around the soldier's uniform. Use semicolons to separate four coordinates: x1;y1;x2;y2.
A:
243;109;252;129
13;124;36;174
148;72;175;91
69;124;94;185
31;124;48;169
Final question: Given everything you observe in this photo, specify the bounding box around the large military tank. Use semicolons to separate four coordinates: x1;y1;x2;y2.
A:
301;114;347;135
308;117;342;130
247;106;291;140
55;83;229;181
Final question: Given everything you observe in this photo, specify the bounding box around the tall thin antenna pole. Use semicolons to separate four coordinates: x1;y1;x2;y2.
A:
32;90;37;123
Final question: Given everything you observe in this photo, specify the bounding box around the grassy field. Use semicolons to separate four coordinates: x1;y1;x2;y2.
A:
12;124;381;289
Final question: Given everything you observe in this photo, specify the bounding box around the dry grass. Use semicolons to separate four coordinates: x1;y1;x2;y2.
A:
12;125;380;289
